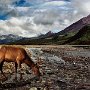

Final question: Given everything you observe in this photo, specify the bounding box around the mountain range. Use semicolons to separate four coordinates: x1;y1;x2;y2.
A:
0;14;90;45
0;34;22;44
57;14;90;35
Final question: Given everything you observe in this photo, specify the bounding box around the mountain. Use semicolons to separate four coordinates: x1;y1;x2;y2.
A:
0;34;23;44
38;31;54;39
9;31;55;45
57;14;90;35
0;31;54;45
49;14;90;45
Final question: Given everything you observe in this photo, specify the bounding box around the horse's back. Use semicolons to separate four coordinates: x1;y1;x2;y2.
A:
0;46;26;62
0;46;6;60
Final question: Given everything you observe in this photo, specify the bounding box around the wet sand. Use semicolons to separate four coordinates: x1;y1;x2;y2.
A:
0;45;90;90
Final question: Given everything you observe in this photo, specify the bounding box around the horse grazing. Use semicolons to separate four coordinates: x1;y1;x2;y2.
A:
0;46;41;76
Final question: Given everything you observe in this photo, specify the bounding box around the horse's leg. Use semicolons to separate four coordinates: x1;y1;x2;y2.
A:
0;61;7;78
16;60;22;73
14;62;18;80
15;62;18;73
16;60;23;80
0;61;4;74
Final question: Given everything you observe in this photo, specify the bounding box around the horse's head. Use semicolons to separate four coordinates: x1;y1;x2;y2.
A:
32;64;41;76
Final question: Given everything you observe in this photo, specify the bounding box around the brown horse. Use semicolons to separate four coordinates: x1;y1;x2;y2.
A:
0;46;41;76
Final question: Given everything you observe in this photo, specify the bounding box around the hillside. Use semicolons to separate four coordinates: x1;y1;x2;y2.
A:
65;25;90;45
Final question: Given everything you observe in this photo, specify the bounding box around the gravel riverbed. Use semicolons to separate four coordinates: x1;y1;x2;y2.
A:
0;45;90;90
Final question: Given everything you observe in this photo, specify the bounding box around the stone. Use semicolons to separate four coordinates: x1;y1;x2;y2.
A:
30;87;37;90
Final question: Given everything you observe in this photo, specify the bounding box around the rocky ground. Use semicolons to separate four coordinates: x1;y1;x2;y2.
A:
0;45;90;90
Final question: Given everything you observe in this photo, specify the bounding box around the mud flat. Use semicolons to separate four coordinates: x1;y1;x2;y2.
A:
0;45;90;90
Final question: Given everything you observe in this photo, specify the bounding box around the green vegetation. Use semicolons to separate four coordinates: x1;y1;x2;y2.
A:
51;32;76;44
69;25;90;45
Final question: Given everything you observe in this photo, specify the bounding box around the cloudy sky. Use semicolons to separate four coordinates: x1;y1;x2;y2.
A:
0;0;90;37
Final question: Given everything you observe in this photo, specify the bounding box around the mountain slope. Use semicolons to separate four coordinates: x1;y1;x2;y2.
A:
65;25;90;44
57;14;90;35
37;31;54;39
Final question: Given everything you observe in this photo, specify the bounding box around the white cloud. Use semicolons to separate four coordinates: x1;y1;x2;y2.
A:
0;0;16;5
15;7;30;12
42;1;67;7
0;0;90;37
71;0;90;15
0;17;48;37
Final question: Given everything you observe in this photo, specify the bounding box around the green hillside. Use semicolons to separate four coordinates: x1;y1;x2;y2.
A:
66;25;90;45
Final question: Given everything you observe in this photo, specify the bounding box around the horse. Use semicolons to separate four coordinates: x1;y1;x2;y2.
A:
0;46;41;76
